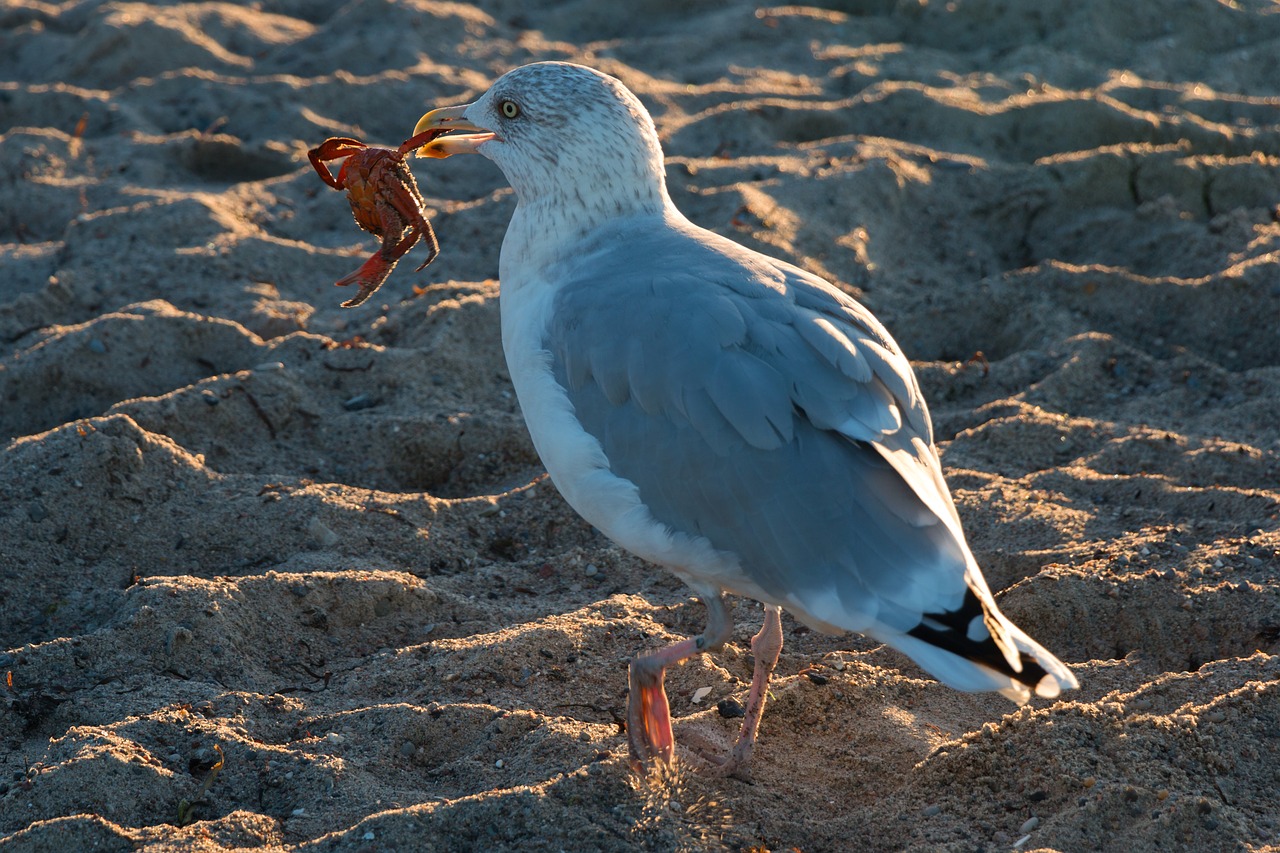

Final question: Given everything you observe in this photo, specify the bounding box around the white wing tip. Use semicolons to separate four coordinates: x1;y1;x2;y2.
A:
996;668;1076;704
1039;667;1080;697
997;682;1032;704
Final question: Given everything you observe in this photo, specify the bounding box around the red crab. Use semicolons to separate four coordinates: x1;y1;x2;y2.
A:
307;129;445;307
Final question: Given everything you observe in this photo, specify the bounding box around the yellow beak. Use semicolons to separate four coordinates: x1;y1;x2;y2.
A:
412;105;496;158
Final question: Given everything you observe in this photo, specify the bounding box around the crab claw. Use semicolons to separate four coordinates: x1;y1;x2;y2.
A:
334;252;397;308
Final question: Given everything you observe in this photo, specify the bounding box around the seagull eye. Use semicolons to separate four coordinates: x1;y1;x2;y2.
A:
499;99;520;119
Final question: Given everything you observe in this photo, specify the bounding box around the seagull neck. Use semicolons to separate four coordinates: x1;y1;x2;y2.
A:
500;190;675;282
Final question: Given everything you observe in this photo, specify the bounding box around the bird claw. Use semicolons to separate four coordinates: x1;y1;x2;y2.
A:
676;732;757;783
703;756;756;784
626;668;676;773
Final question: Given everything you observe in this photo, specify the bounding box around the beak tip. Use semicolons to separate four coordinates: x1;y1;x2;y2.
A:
412;108;451;159
411;105;489;159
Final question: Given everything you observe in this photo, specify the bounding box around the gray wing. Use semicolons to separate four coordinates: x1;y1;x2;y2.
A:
544;216;970;634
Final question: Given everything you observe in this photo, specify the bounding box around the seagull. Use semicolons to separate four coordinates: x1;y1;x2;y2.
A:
411;61;1077;776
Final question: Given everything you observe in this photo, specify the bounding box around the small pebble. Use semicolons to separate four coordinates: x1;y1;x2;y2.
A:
326;732;346;744
585;563;599;577
167;626;193;655
200;389;219;406
254;361;285;372
691;686;712;704
1020;816;1040;834
343;393;375;411
1082;777;1096;788
307;517;341;548
805;671;828;685
1157;789;1169;801
399;741;416;758
717;698;746;719
362;831;375;841
88;338;107;354
291;808;306;817
922;804;941;817
495;759;505;768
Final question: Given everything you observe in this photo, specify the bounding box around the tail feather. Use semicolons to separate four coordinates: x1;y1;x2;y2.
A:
894;582;1078;703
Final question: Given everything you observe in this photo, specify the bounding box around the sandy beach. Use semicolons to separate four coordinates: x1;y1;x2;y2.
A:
3;1;1280;850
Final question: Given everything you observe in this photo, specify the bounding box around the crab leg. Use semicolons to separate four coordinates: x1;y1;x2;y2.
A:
308;137;365;189
398;128;447;156
413;219;441;272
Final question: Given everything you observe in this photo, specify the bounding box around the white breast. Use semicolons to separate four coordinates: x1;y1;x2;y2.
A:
497;276;754;600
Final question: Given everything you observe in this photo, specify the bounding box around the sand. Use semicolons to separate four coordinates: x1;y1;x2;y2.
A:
2;1;1280;850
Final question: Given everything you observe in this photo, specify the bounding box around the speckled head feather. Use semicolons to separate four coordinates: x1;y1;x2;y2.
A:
461;62;669;218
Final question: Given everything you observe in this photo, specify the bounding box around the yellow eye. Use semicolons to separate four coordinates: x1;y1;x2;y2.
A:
499;99;520;119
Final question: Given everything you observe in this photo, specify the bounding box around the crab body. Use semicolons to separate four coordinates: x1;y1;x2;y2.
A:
308;131;443;307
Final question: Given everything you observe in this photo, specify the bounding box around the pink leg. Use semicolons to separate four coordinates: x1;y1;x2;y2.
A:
716;604;783;778
627;592;733;773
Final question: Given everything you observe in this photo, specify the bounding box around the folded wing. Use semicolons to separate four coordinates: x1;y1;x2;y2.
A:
545;216;1077;701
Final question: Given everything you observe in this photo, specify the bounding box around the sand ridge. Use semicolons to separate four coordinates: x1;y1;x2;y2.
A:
2;1;1279;850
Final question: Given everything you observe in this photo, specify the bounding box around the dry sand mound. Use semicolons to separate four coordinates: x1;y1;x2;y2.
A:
2;1;1279;850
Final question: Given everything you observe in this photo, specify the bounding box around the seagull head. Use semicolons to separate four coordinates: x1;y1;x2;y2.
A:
413;62;670;219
